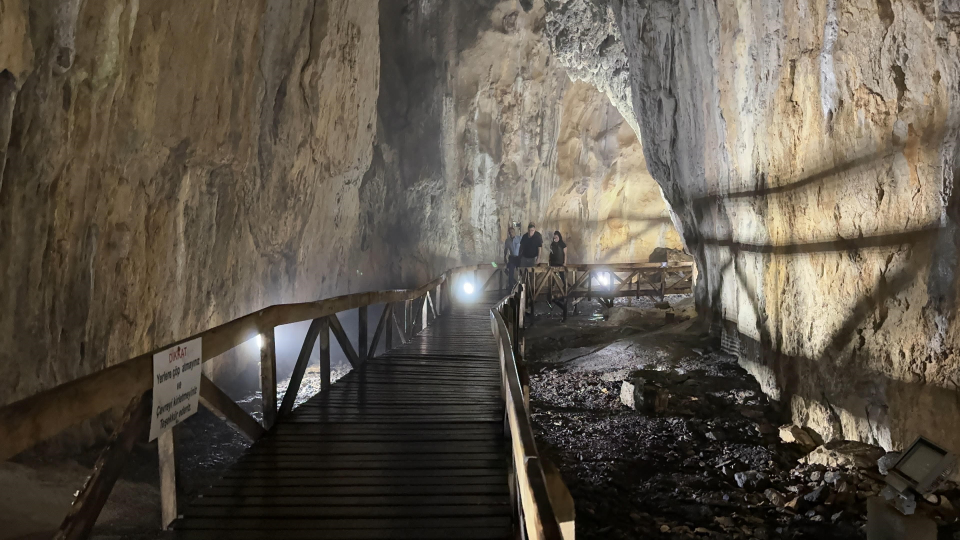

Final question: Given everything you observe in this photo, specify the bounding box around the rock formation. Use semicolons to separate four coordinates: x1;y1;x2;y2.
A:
0;0;680;446
371;0;680;277
544;0;960;456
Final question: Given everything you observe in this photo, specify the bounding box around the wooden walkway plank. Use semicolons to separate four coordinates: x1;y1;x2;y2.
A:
175;299;511;540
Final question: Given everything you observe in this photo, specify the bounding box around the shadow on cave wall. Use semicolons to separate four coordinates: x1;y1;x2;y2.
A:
683;122;960;451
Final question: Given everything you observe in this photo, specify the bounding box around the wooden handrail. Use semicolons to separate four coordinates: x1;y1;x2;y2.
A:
0;261;690;461
519;262;692;271
491;289;564;540
0;272;453;461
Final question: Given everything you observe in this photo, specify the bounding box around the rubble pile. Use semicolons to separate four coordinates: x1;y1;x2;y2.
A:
526;301;960;539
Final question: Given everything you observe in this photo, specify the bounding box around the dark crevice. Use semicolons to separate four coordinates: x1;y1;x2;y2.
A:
876;0;894;29
892;64;906;113
0;69;18;194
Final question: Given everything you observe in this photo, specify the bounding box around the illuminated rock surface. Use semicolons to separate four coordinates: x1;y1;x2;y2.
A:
544;0;960;455
0;0;679;444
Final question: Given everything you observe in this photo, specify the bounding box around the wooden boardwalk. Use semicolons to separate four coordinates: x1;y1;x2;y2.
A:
175;298;511;539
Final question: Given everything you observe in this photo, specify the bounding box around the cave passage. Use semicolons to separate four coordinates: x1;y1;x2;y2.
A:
3;0;960;539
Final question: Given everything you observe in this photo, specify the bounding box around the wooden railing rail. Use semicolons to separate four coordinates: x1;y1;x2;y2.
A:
491;284;566;540
1;260;687;539
0;269;462;539
0;274;452;462
520;262;694;312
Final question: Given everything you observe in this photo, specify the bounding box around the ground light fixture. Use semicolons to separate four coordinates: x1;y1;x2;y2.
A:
457;277;477;303
881;436;955;515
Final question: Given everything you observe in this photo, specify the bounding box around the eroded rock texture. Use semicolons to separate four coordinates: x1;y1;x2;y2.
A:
372;0;680;274
0;0;680;445
0;0;382;442
547;0;960;455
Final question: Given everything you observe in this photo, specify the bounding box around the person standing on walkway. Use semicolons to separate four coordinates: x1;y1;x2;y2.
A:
519;222;543;268
518;223;543;295
503;226;521;288
549;231;568;321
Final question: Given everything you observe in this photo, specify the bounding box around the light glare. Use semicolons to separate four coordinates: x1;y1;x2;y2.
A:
255;334;263;349
597;272;611;287
463;282;475;295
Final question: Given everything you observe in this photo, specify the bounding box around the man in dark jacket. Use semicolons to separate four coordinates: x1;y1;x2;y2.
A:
519;222;543;267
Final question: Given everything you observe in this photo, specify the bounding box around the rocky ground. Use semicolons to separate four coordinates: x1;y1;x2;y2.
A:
526;295;960;540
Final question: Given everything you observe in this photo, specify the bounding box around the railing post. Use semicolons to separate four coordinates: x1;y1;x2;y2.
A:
55;393;152;540
404;299;412;339
386;303;394;350
260;327;277;430
158;428;178;529
518;283;526;330
421;292;430;330
660;267;666;301
358;306;368;364
319;317;331;391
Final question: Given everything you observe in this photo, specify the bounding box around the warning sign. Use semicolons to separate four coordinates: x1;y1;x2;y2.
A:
149;338;202;441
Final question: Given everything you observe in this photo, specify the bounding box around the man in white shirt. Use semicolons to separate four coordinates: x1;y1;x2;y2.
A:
503;226;521;288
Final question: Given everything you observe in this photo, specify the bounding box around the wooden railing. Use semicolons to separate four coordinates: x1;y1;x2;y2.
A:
520;262;694;308
0;267;479;539
0;261;688;539
491;283;571;540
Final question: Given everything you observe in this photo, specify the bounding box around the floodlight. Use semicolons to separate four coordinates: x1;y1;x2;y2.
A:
463;282;475;295
596;272;611;287
881;436;955;515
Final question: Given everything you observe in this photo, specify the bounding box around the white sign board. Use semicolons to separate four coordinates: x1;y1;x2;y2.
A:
149;338;203;441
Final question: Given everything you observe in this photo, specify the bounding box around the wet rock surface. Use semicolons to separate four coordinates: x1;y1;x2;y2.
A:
526;297;960;539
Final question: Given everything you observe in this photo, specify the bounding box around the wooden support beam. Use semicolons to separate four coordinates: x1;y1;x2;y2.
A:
259;327;277;430
369;303;391;358
533;268;551;299
550;271;565;297
328;313;361;368
158;428;178;530
571;269;591;293
404;300;412;340
665;273;691;291
318;317;331;391
199;375;265;442
613;271;638;294
426;291;437;320
358;306;368;363
481;268;499;292
392;307;409;345
55;393;151;540
278;318;324;418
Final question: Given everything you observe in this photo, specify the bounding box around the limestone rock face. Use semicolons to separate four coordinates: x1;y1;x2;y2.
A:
546;0;960;455
0;0;382;443
372;0;682;275
0;0;681;447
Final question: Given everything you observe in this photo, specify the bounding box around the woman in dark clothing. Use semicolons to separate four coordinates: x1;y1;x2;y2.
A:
549;232;568;320
549;231;567;267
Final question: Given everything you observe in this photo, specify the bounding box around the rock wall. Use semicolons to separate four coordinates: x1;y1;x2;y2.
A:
0;0;681;446
372;0;681;277
0;0;383;440
546;0;960;455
